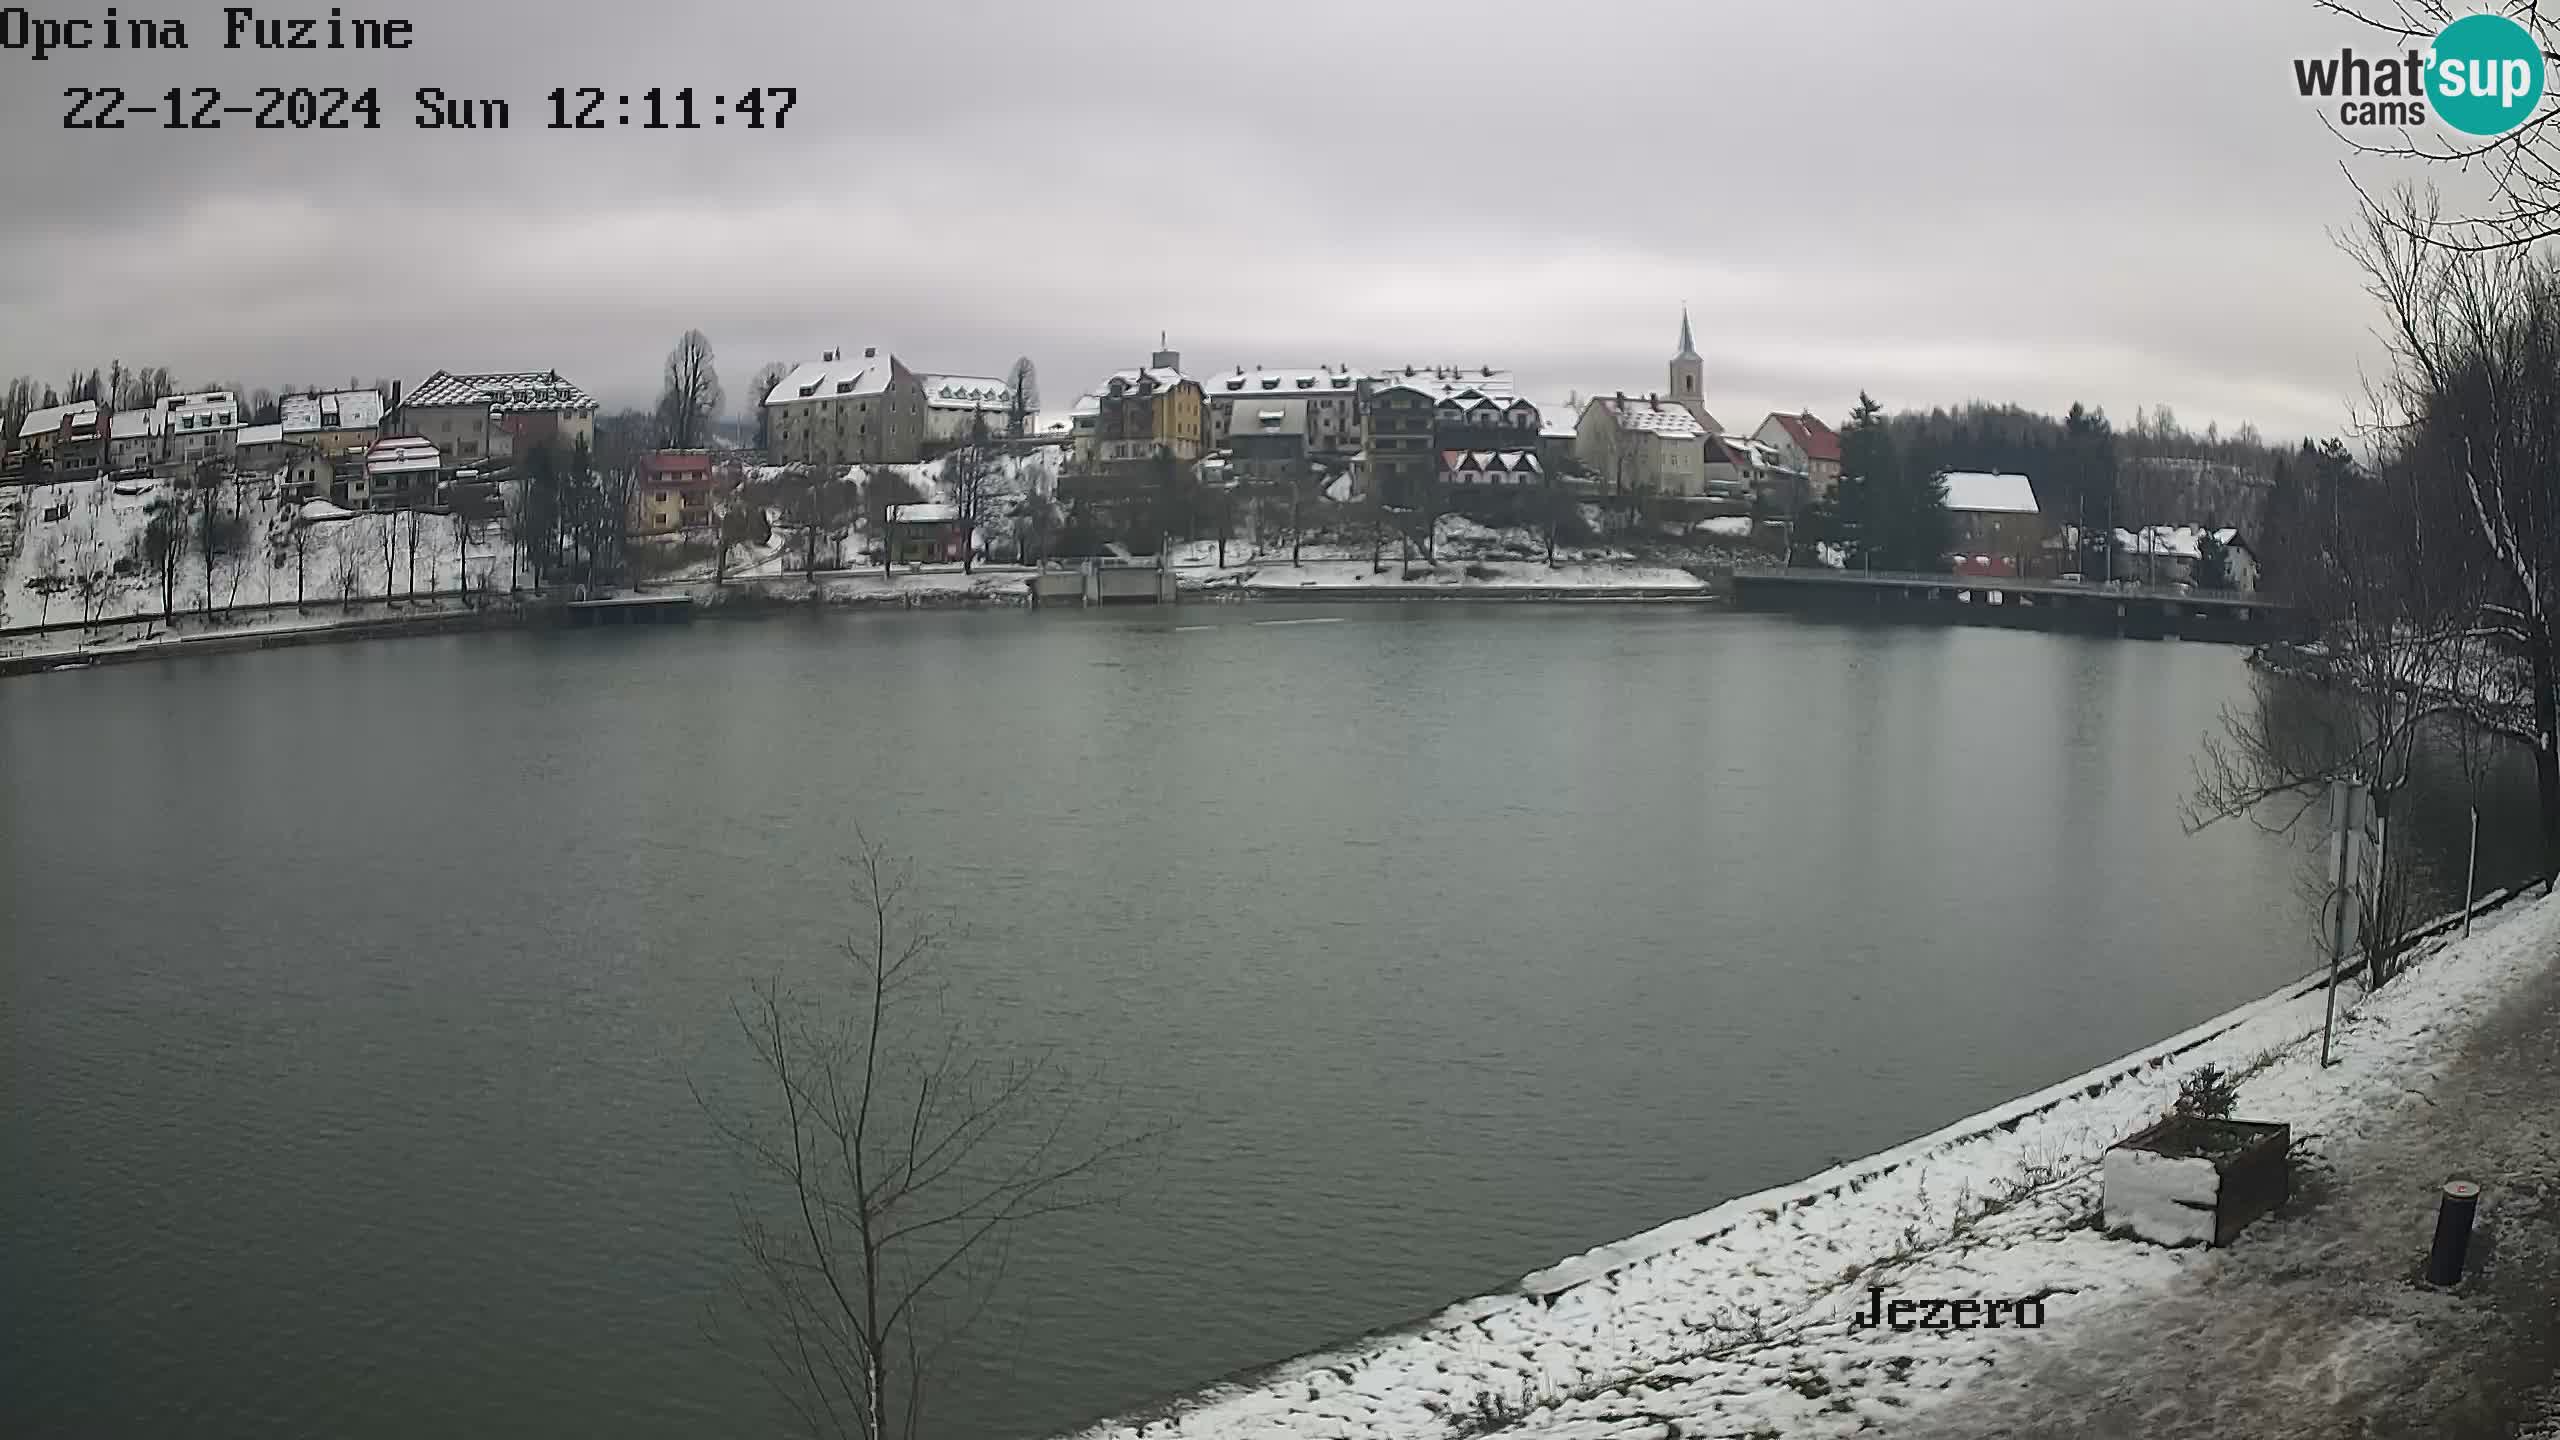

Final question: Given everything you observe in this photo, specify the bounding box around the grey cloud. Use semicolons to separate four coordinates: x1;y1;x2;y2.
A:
0;0;2437;440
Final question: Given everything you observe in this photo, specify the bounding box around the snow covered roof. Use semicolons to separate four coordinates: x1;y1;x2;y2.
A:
1238;398;1309;435
2113;525;2242;560
768;351;903;407
1100;367;1191;394
406;370;596;415
1373;366;1516;401
1762;411;1842;463
298;498;358;523
887;501;959;524
235;423;288;448
1594;396;1708;440
1207;367;1368;397
365;437;442;475
18;400;101;441
281;389;384;432
920;375;1013;411
1941;471;2040;515
1440;449;1542;472
109;407;162;440
1713;435;1796;470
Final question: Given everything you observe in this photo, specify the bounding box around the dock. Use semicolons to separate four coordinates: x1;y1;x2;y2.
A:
564;594;696;626
1729;566;2307;644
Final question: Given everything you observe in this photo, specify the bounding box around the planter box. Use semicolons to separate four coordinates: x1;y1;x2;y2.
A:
2102;1116;2291;1247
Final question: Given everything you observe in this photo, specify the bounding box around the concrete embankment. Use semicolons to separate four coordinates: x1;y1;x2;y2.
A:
0;605;534;677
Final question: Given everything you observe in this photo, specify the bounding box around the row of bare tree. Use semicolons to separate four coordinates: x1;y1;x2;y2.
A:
2188;187;2560;982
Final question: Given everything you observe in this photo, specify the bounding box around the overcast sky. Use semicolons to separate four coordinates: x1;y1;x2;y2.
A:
0;0;2448;438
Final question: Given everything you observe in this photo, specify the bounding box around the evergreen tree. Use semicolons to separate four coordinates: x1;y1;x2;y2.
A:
1835;392;1892;570
2194;528;2232;590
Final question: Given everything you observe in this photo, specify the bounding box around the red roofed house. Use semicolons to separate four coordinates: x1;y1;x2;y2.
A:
1753;411;1842;497
633;450;718;536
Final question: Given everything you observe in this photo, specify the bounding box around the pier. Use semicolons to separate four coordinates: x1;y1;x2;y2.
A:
1729;566;2307;644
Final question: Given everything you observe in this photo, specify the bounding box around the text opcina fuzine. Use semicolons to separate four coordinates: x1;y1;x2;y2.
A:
1848;1286;2047;1333
1;7;417;62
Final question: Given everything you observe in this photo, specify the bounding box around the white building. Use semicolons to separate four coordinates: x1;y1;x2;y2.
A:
108;407;163;472
919;373;1015;446
1576;393;1710;497
158;392;242;466
353;436;442;510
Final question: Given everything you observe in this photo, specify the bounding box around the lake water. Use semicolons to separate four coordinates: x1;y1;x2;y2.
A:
2;605;2538;1438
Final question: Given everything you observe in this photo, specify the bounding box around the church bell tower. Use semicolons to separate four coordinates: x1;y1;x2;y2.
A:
1669;306;1708;428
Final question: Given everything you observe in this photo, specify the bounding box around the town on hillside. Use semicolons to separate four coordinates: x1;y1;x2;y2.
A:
0;315;2282;637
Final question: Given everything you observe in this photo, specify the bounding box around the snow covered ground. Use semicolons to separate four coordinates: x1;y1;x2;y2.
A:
1071;890;2560;1440
0;474;515;634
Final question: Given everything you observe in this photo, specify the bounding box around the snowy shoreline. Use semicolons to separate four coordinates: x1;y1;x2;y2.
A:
1064;885;2550;1440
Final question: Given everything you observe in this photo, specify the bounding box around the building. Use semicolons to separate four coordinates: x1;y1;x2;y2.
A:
108;408;162;473
1085;343;1204;468
1219;396;1313;483
233;424;332;500
632;450;717;536
2109;525;2258;590
764;347;928;466
279;389;386;456
1576;393;1710;497
400;371;598;464
1754;412;1843;496
919;374;1015;447
885;501;968;564
158;391;244;467
1706;434;1804;510
1668;309;1720;433
1941;471;2046;574
1440;449;1543;491
1358;367;1539;503
13;400;108;479
351;436;443;510
1203;367;1368;456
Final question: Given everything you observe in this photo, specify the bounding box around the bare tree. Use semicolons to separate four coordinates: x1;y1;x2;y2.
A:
750;363;792;454
943;418;1012;576
2347;186;2560;879
329;527;365;612
660;329;726;450
2320;0;2560;251
864;467;924;580
68;486;118;626
698;840;1152;1440
22;525;64;627
1004;357;1039;439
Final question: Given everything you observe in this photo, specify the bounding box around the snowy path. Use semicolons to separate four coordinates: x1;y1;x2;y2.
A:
1073;894;2560;1440
1896;904;2560;1439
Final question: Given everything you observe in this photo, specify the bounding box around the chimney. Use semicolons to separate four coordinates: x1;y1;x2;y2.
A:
864;346;877;359
389;379;403;420
1648;392;1658;406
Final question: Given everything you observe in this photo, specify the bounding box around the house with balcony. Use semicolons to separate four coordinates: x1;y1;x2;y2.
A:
1357;367;1538;504
632;450;718;536
1203;367;1369;459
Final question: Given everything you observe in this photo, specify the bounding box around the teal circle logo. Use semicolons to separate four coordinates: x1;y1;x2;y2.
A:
2429;13;2546;135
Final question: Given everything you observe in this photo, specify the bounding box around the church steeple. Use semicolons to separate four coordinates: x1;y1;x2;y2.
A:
1669;305;1710;429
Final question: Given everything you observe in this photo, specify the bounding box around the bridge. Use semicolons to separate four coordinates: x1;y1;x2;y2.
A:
1728;566;2307;644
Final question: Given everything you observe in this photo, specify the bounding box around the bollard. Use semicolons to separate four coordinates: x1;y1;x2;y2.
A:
2426;1179;2481;1286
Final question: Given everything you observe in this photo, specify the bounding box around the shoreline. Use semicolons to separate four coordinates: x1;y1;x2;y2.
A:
1063;883;2539;1440
0;568;1738;677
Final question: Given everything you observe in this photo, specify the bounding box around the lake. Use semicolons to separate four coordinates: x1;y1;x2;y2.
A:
2;605;2537;1438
